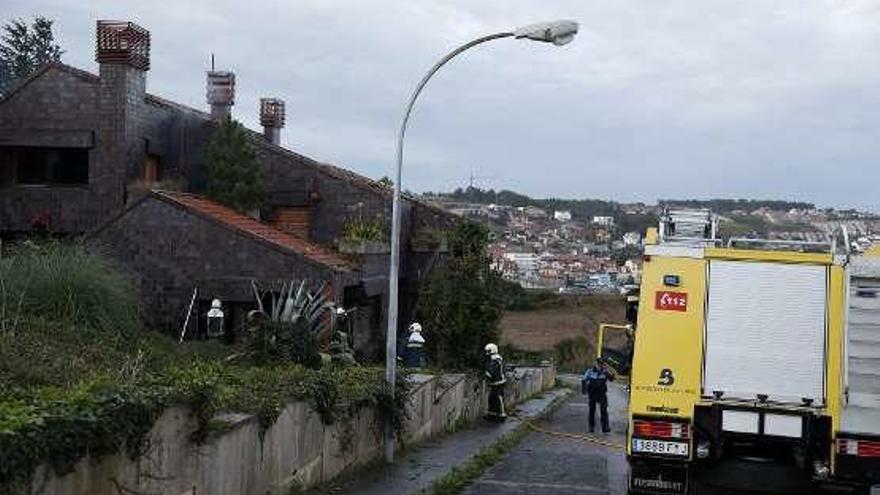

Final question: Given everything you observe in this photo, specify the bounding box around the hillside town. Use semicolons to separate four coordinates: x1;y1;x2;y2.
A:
425;189;880;292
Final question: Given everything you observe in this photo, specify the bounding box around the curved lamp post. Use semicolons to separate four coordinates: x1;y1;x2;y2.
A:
384;19;579;462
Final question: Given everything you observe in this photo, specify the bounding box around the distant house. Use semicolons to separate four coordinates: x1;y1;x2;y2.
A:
583;243;611;255
503;252;538;279
0;20;455;357
592;215;615;227
553;210;572;222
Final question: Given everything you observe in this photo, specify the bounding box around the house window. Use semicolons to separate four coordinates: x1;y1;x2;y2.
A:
0;146;89;187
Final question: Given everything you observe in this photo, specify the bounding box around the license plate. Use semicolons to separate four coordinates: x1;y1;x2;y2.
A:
632;438;689;457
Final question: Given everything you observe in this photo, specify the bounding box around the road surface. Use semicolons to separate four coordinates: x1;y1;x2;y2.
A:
463;381;823;494
462;383;630;494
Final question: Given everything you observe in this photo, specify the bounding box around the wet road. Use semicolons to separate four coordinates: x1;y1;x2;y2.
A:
463;384;630;494
463;382;821;495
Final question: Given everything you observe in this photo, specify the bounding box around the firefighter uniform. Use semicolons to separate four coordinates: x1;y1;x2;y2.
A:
484;343;507;421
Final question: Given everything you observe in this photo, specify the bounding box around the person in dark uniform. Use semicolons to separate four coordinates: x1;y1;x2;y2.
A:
582;357;615;433
484;343;507;421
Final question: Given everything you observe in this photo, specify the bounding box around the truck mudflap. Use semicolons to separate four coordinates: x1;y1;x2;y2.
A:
629;458;689;495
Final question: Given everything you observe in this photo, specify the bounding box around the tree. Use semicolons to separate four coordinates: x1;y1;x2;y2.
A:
415;221;507;369
0;17;63;95
205;118;266;213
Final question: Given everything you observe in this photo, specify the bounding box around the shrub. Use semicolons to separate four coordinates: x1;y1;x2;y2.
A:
341;216;386;243
249;320;322;368
0;243;139;338
499;344;550;366
246;280;331;367
500;280;563;311
553;336;593;374
205;117;266;213
416;221;507;370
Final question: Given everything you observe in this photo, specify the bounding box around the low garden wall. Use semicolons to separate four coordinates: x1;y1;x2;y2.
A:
28;365;556;495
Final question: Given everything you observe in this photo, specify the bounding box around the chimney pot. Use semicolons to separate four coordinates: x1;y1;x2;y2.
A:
206;71;235;120
95;20;150;71
260;98;285;145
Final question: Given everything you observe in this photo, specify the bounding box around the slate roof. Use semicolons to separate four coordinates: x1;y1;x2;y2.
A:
0;62;100;103
1;62;453;219
153;191;352;271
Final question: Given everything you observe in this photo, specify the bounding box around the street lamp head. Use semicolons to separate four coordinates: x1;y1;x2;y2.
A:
513;20;579;46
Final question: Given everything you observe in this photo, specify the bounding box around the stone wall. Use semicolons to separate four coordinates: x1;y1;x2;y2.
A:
28;366;555;495
86;194;357;333
0;64;208;235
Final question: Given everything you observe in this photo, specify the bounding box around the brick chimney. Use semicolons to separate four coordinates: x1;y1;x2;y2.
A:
206;71;235;120
259;98;285;145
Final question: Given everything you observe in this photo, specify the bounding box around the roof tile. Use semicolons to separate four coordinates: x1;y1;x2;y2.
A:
154;191;352;271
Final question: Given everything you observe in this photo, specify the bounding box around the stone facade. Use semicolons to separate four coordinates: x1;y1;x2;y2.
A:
87;192;358;334
0;20;456;355
0;62;208;234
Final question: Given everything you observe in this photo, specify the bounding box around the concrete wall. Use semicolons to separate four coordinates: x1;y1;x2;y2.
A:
28;366;555;495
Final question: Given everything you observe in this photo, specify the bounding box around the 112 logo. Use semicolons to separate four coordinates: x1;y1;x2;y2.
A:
655;291;687;312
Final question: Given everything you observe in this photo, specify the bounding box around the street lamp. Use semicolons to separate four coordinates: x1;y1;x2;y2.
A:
384;19;579;462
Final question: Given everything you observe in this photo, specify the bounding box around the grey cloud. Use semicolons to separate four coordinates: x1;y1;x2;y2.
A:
3;0;879;210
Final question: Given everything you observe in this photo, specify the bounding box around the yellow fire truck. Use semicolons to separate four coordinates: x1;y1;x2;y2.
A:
627;210;880;494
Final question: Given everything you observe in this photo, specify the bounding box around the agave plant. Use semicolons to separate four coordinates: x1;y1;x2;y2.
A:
251;279;333;339
246;279;334;367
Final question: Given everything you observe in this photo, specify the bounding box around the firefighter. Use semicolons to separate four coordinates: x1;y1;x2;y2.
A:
483;343;507;421
583;357;615;433
405;322;426;368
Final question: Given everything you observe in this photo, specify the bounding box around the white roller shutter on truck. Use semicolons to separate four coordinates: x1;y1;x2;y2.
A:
704;260;827;404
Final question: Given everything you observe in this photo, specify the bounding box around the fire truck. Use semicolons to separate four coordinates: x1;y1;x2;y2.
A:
626;210;880;494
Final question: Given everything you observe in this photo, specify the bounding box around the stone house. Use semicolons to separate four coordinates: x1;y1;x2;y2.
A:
0;20;453;359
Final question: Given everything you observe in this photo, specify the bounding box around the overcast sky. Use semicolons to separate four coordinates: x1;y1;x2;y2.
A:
5;1;880;210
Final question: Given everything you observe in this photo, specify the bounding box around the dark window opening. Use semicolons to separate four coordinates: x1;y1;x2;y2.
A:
0;146;89;187
144;153;162;183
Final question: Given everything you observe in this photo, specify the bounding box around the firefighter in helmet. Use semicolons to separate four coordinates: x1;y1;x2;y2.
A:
405;322;426;368
484;343;507;421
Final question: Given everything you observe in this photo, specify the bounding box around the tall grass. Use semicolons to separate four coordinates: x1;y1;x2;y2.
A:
0;244;144;391
0;243;140;338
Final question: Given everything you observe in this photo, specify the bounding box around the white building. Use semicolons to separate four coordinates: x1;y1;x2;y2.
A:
622;231;642;246
554;210;572;222
503;252;539;278
592;215;615;227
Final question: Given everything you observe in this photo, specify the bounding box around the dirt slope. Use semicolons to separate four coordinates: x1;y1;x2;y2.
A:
500;294;627;351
